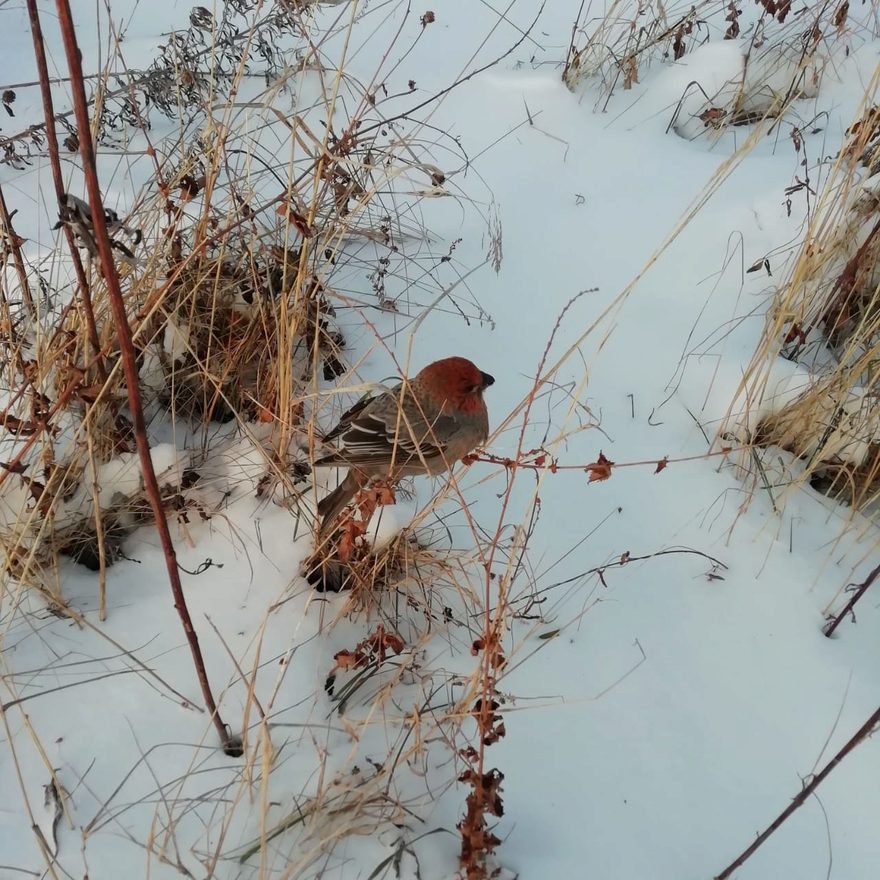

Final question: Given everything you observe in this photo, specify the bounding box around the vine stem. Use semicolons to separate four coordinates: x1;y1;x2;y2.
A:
53;0;239;755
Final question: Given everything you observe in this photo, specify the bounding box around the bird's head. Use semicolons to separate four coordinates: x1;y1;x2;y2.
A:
416;356;494;414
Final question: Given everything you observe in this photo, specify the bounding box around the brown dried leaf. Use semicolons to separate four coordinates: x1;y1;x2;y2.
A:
380;631;406;655
586;451;614;482
333;649;358;671
699;107;726;128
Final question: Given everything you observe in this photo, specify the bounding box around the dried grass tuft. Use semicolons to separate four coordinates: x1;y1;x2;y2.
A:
564;0;868;139
725;69;880;512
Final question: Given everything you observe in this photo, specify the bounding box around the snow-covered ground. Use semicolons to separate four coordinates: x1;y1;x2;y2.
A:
2;2;880;878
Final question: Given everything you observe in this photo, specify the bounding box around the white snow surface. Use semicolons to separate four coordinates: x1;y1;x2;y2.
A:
1;2;879;879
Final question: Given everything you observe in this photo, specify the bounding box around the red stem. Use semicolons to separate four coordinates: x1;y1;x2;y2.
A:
53;0;239;755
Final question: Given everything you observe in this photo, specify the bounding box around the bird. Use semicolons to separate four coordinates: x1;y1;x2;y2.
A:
314;356;494;532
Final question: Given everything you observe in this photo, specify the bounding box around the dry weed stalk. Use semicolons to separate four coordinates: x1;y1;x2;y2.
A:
456;294;592;878
27;0;104;372
823;559;880;635
714;701;880;878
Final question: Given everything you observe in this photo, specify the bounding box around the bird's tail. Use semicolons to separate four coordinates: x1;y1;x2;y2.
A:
317;470;360;534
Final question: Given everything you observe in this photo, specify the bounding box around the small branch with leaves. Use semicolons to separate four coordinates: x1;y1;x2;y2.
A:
463;444;738;482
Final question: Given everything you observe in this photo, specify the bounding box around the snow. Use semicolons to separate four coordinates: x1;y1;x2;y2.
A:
2;2;880;879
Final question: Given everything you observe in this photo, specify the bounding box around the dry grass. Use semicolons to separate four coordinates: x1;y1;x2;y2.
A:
722;68;880;515
563;0;880;523
0;0;491;593
564;0;867;138
0;2;511;877
6;1;879;877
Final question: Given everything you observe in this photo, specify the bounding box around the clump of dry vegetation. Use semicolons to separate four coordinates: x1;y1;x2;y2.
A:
564;0;861;138
725;81;880;512
561;0;880;518
0;1;532;877
0;0;482;595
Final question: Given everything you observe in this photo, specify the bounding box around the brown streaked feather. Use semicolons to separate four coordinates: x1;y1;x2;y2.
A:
321;386;392;443
317;384;460;468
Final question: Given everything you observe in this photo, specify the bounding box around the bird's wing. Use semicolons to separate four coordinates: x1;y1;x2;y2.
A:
321;388;384;444
344;411;458;460
319;393;461;467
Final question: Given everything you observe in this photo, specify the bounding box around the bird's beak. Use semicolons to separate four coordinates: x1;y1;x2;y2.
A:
480;371;495;389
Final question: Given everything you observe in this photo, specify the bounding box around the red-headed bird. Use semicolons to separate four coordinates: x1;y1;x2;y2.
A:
315;356;494;532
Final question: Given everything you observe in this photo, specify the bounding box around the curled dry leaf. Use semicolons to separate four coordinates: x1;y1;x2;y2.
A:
586;451;614;482
276;202;312;237
333;649;358;671
699;107;726;128
337;517;366;562
330;625;407;677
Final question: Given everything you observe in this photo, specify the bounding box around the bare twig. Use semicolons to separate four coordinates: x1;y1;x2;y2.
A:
53;0;239;756
460;291;590;877
0;184;36;316
359;0;548;138
715;704;880;879
1;670;134;712
26;0;105;380
823;561;880;637
467;445;739;475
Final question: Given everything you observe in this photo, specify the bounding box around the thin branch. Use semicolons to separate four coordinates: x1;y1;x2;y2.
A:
53;0;239;756
1;670;134;711
0;184;36;316
539;546;728;595
467;445;739;474
714;704;880;879
823;561;880;637
26;0;105;379
359;0;548;138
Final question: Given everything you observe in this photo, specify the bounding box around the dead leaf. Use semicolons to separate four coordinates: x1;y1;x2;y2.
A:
277;203;312;237
333;649;358;671
699;107;726;128
747;257;765;273
586;451;614;482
